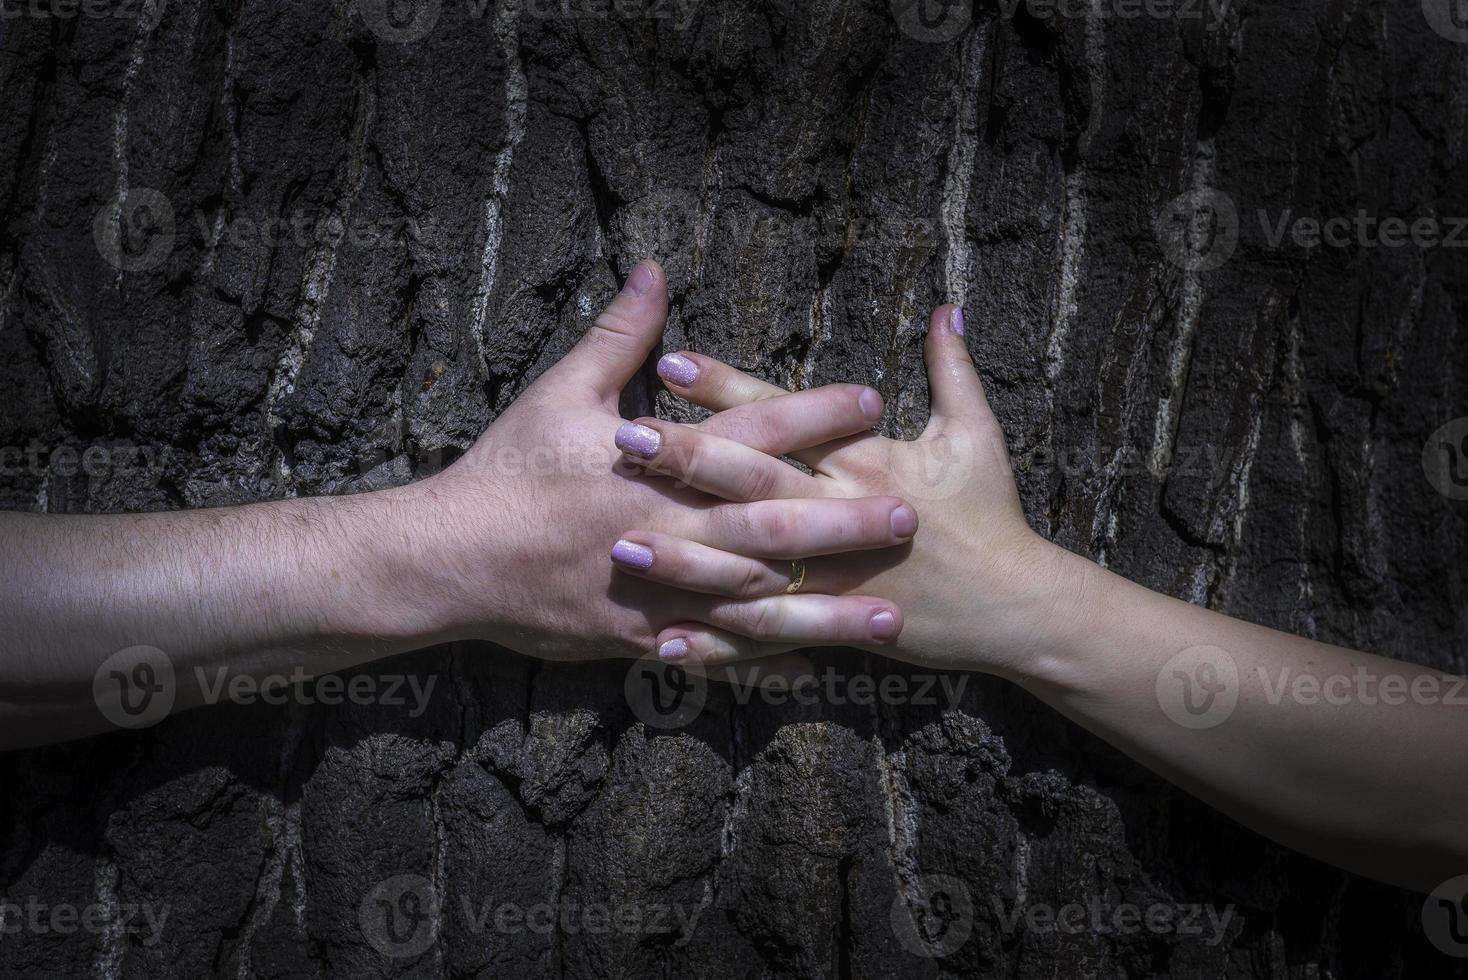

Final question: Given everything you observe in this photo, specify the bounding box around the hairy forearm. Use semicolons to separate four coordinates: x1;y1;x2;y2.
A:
0;485;464;750
1009;549;1468;893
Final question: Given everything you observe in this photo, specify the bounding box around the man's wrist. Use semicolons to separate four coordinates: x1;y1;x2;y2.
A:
311;483;489;656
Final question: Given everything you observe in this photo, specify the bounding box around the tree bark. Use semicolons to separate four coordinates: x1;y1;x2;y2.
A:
1;0;1466;977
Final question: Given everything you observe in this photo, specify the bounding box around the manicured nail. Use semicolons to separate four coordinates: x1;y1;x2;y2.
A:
615;422;661;459
658;352;699;387
622;262;656;297
950;306;965;337
658;638;689;661
869;611;899;641
611;540;654;571
890;504;918;539
859;388;883;424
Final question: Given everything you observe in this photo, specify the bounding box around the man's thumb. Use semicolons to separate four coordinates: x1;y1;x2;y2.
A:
551;260;668;405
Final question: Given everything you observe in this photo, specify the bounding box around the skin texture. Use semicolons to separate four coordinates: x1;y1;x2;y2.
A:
0;261;911;749
626;304;1468;895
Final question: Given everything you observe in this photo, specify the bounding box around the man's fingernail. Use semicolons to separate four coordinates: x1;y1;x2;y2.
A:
869;611;899;641
615;422;661;459
659;638;689;661
611;540;654;570
658;353;699;387
859;387;883;423
950;306;965;337
622;262;656;297
890;504;918;539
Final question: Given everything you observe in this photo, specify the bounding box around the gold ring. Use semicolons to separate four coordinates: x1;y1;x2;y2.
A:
784;559;806;595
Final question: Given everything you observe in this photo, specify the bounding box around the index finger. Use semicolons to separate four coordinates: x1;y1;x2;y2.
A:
657;351;787;409
660;355;880;468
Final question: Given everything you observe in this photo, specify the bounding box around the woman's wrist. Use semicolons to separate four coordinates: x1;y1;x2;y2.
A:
1004;545;1157;697
967;538;1111;687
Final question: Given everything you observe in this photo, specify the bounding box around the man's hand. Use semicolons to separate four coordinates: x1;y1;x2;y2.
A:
0;259;920;749
413;260;917;661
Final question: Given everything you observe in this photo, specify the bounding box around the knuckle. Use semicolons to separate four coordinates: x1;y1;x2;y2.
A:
745;601;784;640
738;463;780;502
751;408;788;449
714;504;757;545
865;498;899;540
710;411;766;451
755;503;795;553
590;313;641;355
659;429;693;474
734;561;769;598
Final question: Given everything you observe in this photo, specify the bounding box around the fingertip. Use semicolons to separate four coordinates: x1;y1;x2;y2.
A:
657;351;701;388
611;538;655;571
889;502;918;540
928;303;966;343
858;386;884;424
868;606;903;644
658;636;690;661
620;259;664;299
614;421;662;460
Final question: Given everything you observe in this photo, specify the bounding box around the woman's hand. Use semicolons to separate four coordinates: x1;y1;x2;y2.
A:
612;304;1074;677
621;304;1468;895
408;261;919;662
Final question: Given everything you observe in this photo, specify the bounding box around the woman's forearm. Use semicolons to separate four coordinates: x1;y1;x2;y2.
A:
1012;547;1468;893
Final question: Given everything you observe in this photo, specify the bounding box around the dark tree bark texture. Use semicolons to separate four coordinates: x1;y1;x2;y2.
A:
1;0;1466;977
